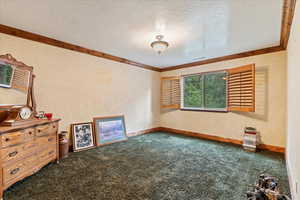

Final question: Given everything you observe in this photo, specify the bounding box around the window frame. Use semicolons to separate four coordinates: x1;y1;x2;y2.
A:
180;70;228;112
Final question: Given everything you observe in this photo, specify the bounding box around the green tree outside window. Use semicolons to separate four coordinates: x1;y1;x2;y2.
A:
183;71;227;110
0;63;13;87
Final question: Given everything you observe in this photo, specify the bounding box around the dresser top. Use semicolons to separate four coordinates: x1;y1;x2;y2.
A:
0;119;61;134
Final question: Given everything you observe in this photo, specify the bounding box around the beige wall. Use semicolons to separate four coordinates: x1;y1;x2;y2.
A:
161;51;287;147
287;1;300;199
0;33;161;133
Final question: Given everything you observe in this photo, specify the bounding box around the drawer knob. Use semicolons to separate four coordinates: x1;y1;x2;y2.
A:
53;126;56;128
5;138;10;142
38;130;41;133
48;138;54;142
10;168;20;175
28;131;32;135
49;150;54;155
9;151;18;157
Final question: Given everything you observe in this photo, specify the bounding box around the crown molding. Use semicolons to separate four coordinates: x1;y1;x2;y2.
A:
280;0;296;49
0;0;295;72
0;24;160;72
159;46;284;72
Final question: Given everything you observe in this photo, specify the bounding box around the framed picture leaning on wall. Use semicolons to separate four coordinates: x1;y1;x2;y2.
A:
93;115;128;146
71;122;95;152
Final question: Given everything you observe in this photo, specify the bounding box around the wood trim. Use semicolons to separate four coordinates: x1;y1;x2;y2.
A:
160;127;243;145
127;127;161;137
0;24;160;72
158;127;285;153
259;144;285;154
281;0;297;49
106;126;285;154
160;46;284;72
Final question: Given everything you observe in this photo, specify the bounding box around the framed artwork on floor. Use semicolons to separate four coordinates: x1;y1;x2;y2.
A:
93;115;128;146
71;122;95;152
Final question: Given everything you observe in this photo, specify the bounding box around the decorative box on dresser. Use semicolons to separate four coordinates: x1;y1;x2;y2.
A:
0;119;60;200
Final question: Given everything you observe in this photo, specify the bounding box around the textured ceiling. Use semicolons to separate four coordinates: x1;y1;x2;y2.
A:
0;0;283;68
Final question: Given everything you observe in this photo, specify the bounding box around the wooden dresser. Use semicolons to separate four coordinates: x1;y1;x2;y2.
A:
0;119;60;200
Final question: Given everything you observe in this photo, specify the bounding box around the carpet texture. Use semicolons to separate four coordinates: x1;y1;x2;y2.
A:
4;132;290;200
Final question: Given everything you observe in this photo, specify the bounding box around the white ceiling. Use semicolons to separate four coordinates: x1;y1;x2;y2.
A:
0;0;283;68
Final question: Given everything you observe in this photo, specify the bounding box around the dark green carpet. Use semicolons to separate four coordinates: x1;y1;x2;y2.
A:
4;132;290;200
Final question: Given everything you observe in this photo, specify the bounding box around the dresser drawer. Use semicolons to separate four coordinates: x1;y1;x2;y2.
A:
36;135;56;147
1;141;38;165
38;146;56;165
1;128;34;148
24;128;35;139
48;122;58;135
3;155;37;185
35;124;50;137
36;123;57;137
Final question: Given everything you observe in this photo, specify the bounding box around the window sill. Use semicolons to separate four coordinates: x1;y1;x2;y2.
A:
180;108;228;113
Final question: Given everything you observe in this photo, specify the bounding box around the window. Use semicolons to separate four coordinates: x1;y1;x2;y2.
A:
161;64;255;113
182;71;227;111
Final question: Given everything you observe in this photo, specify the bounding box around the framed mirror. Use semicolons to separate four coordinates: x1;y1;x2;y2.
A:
0;54;36;113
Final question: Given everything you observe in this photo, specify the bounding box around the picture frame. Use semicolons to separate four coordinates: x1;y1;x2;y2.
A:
93;115;128;146
71;122;95;152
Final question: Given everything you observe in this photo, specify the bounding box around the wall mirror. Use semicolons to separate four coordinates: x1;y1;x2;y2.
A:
0;54;36;113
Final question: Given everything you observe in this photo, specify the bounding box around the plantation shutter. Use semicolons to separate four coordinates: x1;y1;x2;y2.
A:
161;76;180;109
227;64;255;112
11;67;31;93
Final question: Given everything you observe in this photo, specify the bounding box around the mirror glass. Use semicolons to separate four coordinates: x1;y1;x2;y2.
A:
0;62;28;106
0;87;27;106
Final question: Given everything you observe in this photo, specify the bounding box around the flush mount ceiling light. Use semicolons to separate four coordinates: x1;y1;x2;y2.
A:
151;35;169;54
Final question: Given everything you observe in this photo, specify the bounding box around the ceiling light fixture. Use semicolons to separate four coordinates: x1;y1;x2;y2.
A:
151;35;169;54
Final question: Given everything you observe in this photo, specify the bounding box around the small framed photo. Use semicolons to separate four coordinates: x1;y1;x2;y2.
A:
93;115;128;146
71;122;95;152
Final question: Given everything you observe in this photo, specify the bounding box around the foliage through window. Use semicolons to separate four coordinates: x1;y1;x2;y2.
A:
0;63;13;87
182;71;227;111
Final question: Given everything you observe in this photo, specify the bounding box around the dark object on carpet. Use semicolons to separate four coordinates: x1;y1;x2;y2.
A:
4;132;290;200
246;174;291;200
